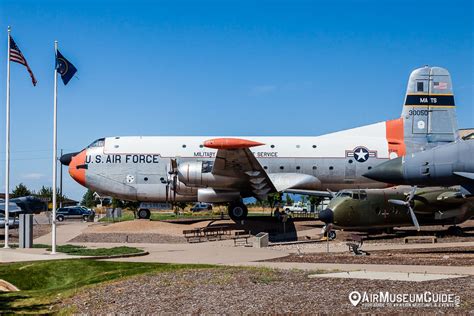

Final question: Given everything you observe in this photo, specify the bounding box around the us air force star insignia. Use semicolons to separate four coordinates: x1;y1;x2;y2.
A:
354;147;369;162
57;58;68;75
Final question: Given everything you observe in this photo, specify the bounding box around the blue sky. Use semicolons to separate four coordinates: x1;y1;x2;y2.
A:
0;0;472;200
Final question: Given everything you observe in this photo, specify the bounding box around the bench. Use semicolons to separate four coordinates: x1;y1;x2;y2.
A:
183;226;233;243
345;234;368;256
232;230;252;246
183;229;204;243
404;236;437;244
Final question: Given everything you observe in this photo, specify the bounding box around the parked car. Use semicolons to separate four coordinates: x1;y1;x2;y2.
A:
191;202;213;212
0;214;19;229
284;202;309;213
56;206;95;222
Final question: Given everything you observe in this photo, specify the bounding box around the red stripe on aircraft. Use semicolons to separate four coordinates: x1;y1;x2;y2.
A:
203;138;265;149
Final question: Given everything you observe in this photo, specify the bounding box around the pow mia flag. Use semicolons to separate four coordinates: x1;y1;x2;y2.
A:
55;50;77;85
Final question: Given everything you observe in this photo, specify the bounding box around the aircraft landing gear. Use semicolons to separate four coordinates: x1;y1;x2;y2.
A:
321;225;336;240
137;208;151;220
228;201;248;222
447;225;463;236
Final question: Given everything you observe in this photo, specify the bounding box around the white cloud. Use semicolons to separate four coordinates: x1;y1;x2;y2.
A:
21;173;45;180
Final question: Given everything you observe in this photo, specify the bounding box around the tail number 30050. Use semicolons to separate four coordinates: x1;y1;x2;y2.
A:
408;109;429;116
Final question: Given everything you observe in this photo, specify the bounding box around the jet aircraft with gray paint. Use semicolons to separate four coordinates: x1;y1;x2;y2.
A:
0;196;48;215
61;66;462;221
364;139;474;194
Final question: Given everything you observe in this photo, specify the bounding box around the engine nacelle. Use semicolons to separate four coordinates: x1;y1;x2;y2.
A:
178;161;242;188
197;188;240;203
174;180;198;196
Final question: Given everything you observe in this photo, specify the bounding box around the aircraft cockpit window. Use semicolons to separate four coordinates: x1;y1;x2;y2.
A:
336;191;352;198
88;138;105;148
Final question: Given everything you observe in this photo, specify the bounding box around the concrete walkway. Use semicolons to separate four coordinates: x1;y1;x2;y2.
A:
0;247;78;263
33;221;90;245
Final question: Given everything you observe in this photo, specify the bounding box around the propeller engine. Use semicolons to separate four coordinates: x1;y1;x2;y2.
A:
165;159;178;204
388;186;421;231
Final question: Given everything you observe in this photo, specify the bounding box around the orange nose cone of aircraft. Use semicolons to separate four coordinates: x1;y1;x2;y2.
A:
69;150;87;186
204;138;264;149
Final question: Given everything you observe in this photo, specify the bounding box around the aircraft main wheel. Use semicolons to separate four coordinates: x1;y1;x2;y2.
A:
137;208;151;219
328;230;336;240
447;226;463;236
228;202;248;222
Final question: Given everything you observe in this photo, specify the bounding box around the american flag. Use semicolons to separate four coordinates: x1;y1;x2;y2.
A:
9;36;37;86
433;81;447;90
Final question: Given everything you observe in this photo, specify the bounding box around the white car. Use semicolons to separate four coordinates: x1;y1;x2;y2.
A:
284;203;309;213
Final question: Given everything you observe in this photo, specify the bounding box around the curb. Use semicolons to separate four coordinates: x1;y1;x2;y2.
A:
77;251;150;260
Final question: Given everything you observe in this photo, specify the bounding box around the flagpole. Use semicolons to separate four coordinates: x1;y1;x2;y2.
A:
51;40;58;254
4;26;11;249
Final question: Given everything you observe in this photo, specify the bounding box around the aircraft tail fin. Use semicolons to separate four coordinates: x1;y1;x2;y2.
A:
401;66;458;154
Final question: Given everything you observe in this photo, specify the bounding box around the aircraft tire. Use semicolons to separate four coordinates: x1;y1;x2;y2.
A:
447;226;463;236
328;230;336;240
137;208;151;220
228;202;248;222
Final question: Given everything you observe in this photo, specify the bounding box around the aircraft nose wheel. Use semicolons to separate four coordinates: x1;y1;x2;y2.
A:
137;208;151;220
327;230;336;240
228;202;248;222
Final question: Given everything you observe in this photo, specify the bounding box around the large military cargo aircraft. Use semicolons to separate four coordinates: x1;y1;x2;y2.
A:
61;66;460;221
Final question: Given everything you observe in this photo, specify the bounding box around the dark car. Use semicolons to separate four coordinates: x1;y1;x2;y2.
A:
56;206;95;222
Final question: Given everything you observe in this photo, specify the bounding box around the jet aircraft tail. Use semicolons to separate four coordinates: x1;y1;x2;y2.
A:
401;66;458;154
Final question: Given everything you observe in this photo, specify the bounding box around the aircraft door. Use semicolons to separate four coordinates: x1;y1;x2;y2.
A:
345;160;356;181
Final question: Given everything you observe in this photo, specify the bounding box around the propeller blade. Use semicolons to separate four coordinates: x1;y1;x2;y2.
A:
388;199;407;206
408;205;421;231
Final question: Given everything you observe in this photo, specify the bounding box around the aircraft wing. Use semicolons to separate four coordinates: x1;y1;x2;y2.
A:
0;196;47;214
205;138;322;199
0;202;21;214
211;146;277;199
283;189;333;198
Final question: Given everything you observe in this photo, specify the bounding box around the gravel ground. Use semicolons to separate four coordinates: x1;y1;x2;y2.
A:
70;232;187;244
0;224;51;243
266;246;474;266
59;267;473;314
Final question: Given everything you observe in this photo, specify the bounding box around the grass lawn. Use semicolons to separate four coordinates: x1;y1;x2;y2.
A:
0;260;212;314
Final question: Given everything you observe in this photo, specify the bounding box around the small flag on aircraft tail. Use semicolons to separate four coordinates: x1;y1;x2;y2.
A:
55;50;77;85
9;36;37;86
433;82;448;89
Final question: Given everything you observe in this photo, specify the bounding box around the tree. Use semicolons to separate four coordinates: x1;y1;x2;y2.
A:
81;189;97;208
36;185;68;206
309;196;323;207
11;183;32;198
267;192;282;210
285;193;294;206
